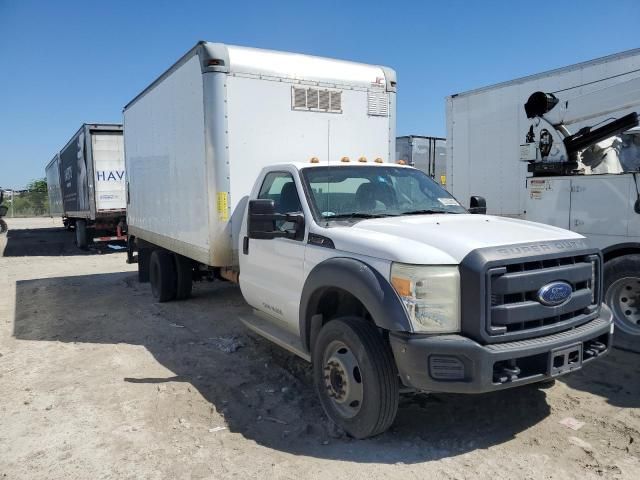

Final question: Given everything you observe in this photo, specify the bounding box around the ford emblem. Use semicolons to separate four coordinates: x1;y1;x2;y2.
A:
537;281;572;306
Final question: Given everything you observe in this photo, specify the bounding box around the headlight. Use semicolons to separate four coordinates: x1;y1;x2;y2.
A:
390;263;460;333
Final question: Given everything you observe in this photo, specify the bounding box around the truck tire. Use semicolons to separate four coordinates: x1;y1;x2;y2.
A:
174;254;193;300
75;219;88;249
150;250;177;302
0;219;7;234
313;316;399;439
604;255;640;336
138;247;152;283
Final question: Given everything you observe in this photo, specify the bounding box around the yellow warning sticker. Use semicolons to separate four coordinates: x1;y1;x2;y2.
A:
217;192;229;221
440;175;446;185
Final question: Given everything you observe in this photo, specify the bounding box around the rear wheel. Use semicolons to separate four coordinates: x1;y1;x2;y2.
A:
174;254;193;300
150;250;177;302
313;316;399;439
138;247;152;283
604;255;640;336
0;219;7;234
75;219;87;249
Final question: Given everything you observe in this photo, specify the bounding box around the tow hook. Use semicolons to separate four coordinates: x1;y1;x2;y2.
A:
493;361;521;384
585;340;607;358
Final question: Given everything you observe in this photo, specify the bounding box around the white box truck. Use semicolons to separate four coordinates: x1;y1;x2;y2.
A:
446;48;640;338
46;124;127;248
125;41;613;438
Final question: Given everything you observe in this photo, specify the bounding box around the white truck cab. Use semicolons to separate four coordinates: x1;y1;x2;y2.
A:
237;160;613;438
124;42;613;439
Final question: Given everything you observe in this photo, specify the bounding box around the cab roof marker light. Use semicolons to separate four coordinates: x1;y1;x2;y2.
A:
358;156;367;163
310;157;320;163
341;156;350;163
397;159;407;165
374;157;384;163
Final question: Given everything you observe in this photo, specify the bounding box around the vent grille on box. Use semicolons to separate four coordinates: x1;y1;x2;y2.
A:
319;90;330;110
293;88;307;109
307;88;319;109
367;90;389;117
292;87;342;113
330;91;341;111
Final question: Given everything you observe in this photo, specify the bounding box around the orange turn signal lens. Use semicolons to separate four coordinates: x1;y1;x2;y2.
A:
391;277;411;296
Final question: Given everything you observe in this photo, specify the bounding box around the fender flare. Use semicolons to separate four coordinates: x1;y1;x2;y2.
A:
298;257;411;351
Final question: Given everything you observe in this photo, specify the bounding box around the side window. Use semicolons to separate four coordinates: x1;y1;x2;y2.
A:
257;172;303;233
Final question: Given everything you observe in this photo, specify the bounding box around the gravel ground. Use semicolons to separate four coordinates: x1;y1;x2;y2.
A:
1;217;639;479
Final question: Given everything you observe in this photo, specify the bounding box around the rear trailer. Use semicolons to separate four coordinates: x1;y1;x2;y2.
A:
395;135;447;186
45;154;63;217
124;41;396;269
53;124;126;247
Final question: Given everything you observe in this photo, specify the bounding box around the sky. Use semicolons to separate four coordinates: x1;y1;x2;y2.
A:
1;0;639;189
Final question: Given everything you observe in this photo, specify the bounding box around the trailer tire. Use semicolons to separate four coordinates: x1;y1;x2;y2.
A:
313;316;399;439
75;219;87;249
604;254;640;337
138;247;152;283
174;254;193;300
150;250;177;302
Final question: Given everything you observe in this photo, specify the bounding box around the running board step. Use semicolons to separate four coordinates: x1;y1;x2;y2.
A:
239;311;311;362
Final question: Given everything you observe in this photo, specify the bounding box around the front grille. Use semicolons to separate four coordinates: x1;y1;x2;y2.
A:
486;254;600;340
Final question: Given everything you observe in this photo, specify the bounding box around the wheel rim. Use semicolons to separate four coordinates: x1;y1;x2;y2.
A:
322;340;363;418
605;276;640;335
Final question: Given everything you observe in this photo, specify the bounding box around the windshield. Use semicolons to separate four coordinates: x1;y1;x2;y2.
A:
301;165;466;222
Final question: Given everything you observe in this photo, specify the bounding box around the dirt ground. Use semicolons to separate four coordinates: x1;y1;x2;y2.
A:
1;217;639;479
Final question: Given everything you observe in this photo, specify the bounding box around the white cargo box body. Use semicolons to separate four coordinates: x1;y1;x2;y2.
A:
45;154;64;216
124;42;397;267
446;48;640;216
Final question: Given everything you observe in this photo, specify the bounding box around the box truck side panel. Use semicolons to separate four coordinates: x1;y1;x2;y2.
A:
125;54;210;262
59;129;91;217
224;74;392;261
93;132;126;212
447;50;640;216
45;155;64;216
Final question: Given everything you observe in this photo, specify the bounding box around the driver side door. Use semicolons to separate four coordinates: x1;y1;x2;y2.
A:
239;171;307;333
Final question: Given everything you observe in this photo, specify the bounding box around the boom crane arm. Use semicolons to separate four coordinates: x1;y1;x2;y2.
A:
521;76;640;175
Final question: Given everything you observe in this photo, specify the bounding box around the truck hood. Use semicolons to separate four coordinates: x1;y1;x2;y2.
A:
324;214;586;264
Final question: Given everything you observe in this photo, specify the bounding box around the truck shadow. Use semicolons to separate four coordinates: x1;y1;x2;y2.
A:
13;271;602;463
559;346;640;409
1;227;123;257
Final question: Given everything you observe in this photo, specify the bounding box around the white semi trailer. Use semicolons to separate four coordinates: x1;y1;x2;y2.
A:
46;124;127;248
125;42;612;438
446;48;640;338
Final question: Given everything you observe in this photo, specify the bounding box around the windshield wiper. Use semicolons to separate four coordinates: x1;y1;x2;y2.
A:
400;209;459;215
324;212;391;220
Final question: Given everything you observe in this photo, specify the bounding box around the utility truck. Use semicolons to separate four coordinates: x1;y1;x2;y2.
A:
45;124;127;248
446;48;640;338
125;42;613;438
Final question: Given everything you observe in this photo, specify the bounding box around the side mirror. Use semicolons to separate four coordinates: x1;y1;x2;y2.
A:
468;196;487;215
248;199;305;240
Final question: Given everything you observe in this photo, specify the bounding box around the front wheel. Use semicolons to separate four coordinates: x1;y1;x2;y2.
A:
313;317;399;439
604;255;640;336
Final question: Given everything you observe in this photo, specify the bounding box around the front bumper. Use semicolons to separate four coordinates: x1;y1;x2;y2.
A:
389;304;613;394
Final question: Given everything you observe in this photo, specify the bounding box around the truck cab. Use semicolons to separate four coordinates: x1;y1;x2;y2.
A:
235;160;613;438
